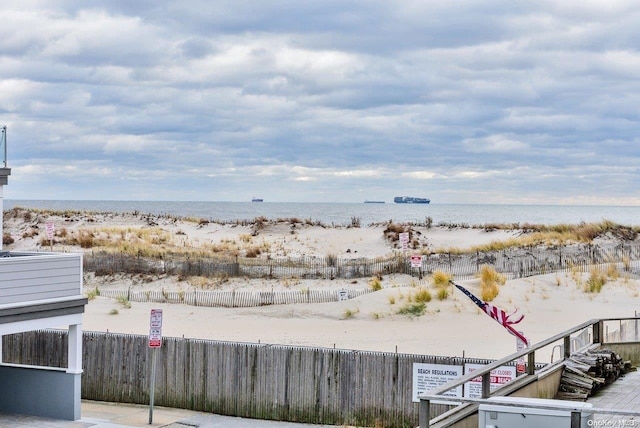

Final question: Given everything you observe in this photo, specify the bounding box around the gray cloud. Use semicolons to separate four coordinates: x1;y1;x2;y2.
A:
1;1;639;204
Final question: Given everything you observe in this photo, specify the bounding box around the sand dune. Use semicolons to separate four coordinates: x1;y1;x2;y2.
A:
4;209;638;361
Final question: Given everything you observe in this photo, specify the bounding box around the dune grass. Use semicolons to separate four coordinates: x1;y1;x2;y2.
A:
369;276;383;291
396;302;426;317
428;220;639;254
479;265;505;301
431;270;452;300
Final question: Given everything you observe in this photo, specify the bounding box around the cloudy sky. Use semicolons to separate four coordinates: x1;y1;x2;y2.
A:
1;1;639;204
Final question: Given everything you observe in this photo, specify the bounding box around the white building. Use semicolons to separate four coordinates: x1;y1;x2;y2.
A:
0;132;86;420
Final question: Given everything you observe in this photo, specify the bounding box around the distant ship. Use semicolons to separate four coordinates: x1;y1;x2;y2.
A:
251;197;264;202
364;200;385;204
393;196;430;204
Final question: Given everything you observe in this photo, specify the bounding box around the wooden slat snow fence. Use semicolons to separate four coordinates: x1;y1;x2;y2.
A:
97;288;373;307
83;242;640;281
2;330;497;428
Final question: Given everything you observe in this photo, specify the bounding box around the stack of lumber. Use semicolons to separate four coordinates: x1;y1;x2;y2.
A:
556;347;635;401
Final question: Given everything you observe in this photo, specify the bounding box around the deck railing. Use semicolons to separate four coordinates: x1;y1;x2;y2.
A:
418;317;640;427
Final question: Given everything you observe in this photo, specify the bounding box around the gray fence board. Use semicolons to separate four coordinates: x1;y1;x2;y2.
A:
2;331;501;428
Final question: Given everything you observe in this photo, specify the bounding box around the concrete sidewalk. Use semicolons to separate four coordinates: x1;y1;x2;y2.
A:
0;400;347;427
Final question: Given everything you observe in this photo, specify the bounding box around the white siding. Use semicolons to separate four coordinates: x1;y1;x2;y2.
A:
0;253;83;305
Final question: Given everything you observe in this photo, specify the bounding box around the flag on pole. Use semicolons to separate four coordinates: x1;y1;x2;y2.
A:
452;280;529;346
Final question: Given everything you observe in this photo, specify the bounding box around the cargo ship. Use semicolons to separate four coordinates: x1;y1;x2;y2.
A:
393;196;430;204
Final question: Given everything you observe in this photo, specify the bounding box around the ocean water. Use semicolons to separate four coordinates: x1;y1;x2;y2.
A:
4;200;640;227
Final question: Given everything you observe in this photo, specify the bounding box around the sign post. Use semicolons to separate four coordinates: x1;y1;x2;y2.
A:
148;309;163;424
410;254;423;279
399;232;409;252
516;332;527;374
45;222;54;251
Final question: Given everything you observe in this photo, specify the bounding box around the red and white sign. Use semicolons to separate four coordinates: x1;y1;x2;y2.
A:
410;254;423;268
45;222;55;240
464;363;516;398
516;332;528;374
149;309;163;348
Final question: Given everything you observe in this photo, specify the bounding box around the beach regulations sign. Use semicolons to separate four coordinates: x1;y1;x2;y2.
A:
412;363;463;403
148;309;163;348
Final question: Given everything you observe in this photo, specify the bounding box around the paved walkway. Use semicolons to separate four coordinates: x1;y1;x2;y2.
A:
588;369;640;424
0;400;348;428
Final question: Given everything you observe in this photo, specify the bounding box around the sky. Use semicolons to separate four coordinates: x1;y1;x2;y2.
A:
1;1;640;204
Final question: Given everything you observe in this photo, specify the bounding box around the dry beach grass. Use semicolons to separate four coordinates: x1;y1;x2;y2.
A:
3;207;640;361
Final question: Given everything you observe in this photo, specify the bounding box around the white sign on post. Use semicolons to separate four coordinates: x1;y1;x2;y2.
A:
410;254;423;268
412;363;463;403
148;308;163;423
463;363;516;398
45;222;55;240
149;309;163;348
516;332;528;374
399;232;409;251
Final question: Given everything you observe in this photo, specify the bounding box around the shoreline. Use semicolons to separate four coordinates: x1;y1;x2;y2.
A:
6;201;640;228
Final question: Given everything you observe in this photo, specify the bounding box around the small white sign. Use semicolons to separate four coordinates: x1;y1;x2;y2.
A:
45;222;55;240
337;289;349;301
149;309;163;348
413;363;463;403
150;309;163;328
516;332;528;374
410;254;422;268
149;328;162;348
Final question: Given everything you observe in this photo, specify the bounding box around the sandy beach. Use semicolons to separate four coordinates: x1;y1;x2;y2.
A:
4;208;639;361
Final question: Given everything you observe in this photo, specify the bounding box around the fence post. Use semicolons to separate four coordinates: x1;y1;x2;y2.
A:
527;351;535;375
559;245;563;268
593;320;604;344
419;399;430;428
482;372;491;398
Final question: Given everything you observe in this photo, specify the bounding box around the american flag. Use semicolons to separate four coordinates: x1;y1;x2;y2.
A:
452;281;529;346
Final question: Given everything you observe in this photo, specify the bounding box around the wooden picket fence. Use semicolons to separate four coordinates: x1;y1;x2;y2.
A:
97;287;373;307
2;330;498;428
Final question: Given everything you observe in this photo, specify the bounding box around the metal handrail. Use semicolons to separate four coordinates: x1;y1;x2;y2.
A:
1;126;6;167
418;317;640;427
418;395;640;421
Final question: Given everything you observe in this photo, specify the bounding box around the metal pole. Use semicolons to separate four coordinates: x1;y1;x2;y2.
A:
1;126;6;167
149;348;157;424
